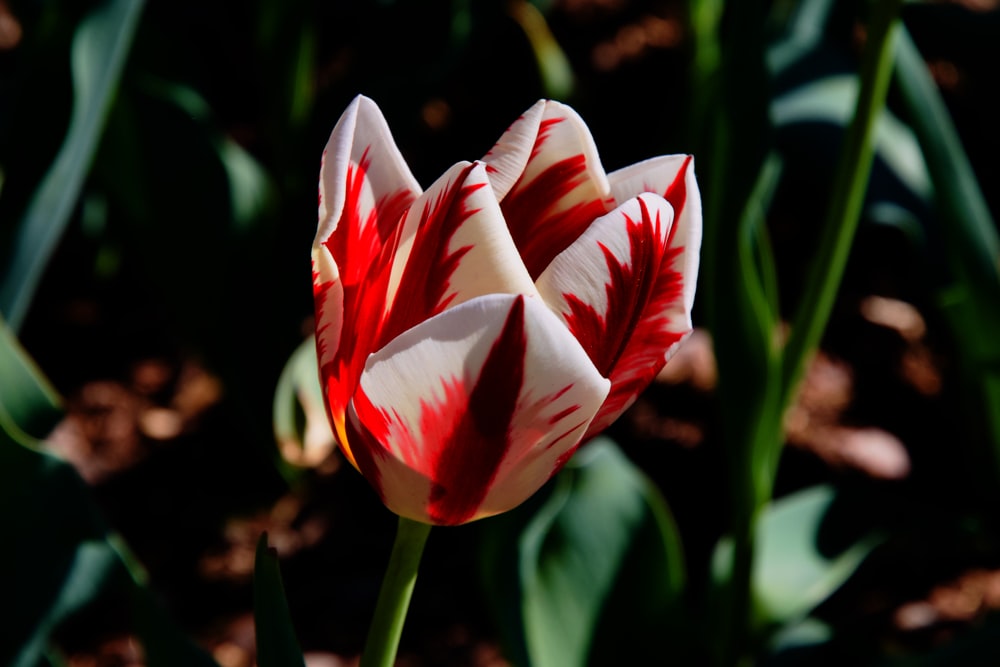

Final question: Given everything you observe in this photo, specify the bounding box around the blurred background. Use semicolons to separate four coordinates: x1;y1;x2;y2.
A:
2;0;1000;665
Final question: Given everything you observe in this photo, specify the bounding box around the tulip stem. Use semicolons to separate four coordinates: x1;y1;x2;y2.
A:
780;0;905;406
360;516;432;667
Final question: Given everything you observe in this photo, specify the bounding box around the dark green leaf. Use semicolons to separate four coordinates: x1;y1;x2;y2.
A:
895;27;1000;463
0;330;216;667
759;618;834;667
255;0;317;132
95;74;280;422
895;28;1000;310
696;2;785;662
254;534;307;667
0;0;145;331
481;437;685;667
766;0;836;74
0;438;220;666
771;75;931;201
133;585;221;667
0;439;111;666
0;314;62;444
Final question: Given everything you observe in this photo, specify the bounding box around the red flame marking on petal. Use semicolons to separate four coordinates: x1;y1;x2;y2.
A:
548;404;582;425
348;296;530;525
502;154;612;280
663;155;692;246
561;198;688;438
531;117;562;157
551;422;591;465
424;296;526;525
315;147;417;455
377;163;483;348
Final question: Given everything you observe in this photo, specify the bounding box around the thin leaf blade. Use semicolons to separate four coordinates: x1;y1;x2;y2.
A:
254;534;307;667
0;0;145;330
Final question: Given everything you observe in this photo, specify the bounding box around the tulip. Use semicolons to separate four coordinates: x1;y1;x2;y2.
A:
313;96;700;526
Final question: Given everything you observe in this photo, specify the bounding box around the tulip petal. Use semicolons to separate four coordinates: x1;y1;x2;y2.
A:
345;294;610;526
537;192;697;439
316;95;421;246
483;101;615;280
379;161;538;349
313;95;422;465
481;100;546;201
608;154;702;315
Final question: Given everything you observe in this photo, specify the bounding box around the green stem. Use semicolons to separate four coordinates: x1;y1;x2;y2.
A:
720;3;903;664
721;156;784;667
360;516;432;667
780;0;905;406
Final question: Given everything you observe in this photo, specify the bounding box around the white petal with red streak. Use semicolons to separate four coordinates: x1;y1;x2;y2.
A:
607;154;691;204
316;95;421;246
487;101;615;279
537;192;698;440
535;193;676;329
608;155;702;315
383;161;538;317
481;100;546;201
518;101;610;196
311;245;344;376
350;294;609;524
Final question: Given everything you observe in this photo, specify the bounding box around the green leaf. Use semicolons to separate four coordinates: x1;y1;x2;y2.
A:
766;0;836;74
481;437;686;667
0;436;109;666
894;27;1000;465
132;581;221;667
695;4;779;658
771;75;932;201
0;435;220;666
686;0;724;150
768;617;833;654
94;75;279;412
254;534;307;667
0;314;62;445
509;1;575;100
0;331;215;666
0;0;145;331
130;76;277;233
778;0;904;418
273;336;333;469
733;153;785;493
8;539;127;667
865;201;926;247
255;0;317;132
895;28;1000;306
217;136;277;233
712;485;879;630
758;618;834;667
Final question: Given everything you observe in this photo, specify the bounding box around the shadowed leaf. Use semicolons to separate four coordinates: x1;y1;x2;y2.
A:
481;437;685;667
254;534;307;667
0;0;145;331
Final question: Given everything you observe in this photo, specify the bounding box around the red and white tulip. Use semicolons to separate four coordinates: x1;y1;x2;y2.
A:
313;96;701;526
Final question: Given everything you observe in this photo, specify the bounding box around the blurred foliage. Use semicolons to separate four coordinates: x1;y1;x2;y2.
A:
481;438;687;667
0;0;143;331
1;0;999;665
0;315;218;666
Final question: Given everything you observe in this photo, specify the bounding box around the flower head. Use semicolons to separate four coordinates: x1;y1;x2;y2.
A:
313;96;700;525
